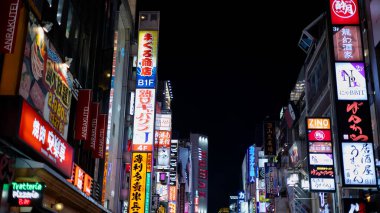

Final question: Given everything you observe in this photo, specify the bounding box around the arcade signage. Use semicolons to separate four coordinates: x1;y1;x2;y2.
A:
8;182;45;206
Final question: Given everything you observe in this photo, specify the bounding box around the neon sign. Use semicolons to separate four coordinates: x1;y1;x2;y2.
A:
8;182;45;206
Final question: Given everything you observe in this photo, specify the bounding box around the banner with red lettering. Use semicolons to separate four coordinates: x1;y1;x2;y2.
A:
74;89;92;141
0;0;21;54
94;114;107;159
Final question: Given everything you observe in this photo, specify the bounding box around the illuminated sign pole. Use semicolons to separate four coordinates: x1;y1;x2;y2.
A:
129;11;160;213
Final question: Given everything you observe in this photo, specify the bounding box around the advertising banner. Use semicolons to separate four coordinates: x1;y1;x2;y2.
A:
74;89;92;141
19;11;74;140
155;114;172;131
86;102;99;151
132;89;156;152
18;100;74;177
94;114;107;159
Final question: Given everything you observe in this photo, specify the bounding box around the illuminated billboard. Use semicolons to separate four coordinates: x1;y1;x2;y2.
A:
18;100;74;177
129;153;149;213
136;31;158;88
333;26;363;61
19;12;74;140
342;142;377;186
306;118;336;192
335;62;367;100
132;89;156;151
329;0;359;25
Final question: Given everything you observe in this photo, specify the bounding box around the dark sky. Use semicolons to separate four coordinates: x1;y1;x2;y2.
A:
136;0;326;211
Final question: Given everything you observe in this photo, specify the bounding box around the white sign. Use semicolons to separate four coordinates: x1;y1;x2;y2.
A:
155;114;172;131
132;89;156;151
335;62;367;100
309;154;334;165
342;142;377;186
310;178;336;191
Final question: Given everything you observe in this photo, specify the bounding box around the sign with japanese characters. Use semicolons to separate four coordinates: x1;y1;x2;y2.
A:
132;89;156;152
306;118;336;192
248;145;256;183
18;100;74;177
129;153;148;213
263;121;276;156
342;142;377;186
335;62;367;100
19;12;74;140
329;0;359;25
336;101;373;142
136;31;158;88
155;114;172;131
333;26;363;61
265;162;278;198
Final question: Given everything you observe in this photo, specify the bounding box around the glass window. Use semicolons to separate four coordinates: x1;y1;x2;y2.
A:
57;0;65;25
66;3;73;38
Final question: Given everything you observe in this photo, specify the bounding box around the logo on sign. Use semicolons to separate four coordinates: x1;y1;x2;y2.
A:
314;130;326;141
332;0;357;19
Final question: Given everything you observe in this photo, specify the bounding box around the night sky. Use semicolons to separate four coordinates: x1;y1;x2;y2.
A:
136;0;326;211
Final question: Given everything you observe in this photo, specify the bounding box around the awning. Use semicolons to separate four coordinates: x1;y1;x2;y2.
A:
15;158;111;213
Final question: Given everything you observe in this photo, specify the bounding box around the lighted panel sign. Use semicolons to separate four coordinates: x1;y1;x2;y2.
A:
306;118;336;192
20;12;74;140
67;164;93;196
129;153;149;213
335;62;367;100
18;100;74;177
136;31;158;88
248;145;256;183
169;139;178;186
155;114;172;131
333;26;363;61
263;121;276;156
132;89;156;151
155;130;171;169
8;182;45;207
342;142;377;185
330;0;359;25
264;162;278;198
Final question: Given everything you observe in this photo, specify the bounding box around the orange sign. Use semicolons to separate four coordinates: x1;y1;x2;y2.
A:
307;118;331;129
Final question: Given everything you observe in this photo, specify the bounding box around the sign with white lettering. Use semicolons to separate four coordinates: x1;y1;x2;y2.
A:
18;100;74;177
0;0;21;54
136;31;158;88
8;182;45;206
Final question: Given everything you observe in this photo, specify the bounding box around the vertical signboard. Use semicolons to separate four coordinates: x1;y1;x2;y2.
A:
132;89;156;152
136;31;158;89
263;121;276;156
128;153;148;213
248;145;256;183
328;0;378;188
0;0;21;54
306;118;336;192
74;89;92;141
264;163;278;198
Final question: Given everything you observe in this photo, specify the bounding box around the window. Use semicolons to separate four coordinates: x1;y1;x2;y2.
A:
57;0;65;25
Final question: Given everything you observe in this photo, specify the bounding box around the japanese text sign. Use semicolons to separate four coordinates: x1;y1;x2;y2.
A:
18;100;74;177
136;31;158;88
132;89;156;152
129;153;148;213
330;0;359;25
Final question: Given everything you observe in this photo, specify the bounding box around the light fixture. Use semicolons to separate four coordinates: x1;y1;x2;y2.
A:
42;21;53;33
54;202;64;211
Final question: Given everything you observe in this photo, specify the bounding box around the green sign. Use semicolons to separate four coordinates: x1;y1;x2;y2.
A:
8;182;45;206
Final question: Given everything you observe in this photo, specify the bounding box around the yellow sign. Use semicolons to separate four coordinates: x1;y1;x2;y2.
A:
129;153;148;213
307;118;330;129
